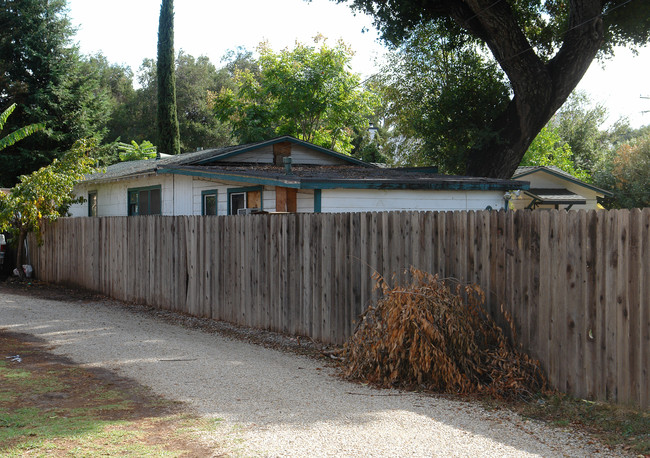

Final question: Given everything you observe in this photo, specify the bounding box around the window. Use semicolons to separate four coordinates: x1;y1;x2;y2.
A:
230;192;246;215
201;190;218;215
127;186;161;216
227;186;263;215
88;191;98;217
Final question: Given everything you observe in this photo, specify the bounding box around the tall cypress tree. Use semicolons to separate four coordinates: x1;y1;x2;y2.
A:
156;0;180;155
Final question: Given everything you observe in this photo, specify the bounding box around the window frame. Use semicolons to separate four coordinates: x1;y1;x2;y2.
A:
201;189;218;216
127;185;162;216
227;186;263;215
88;191;98;217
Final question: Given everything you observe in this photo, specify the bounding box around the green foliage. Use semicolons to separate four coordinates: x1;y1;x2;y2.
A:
117;140;157;162
343;0;650;61
0;139;97;246
376;22;510;173
522;126;591;182
0;0;116;186
156;0;180;156
0;104;44;151
549;92;610;172
338;0;650;177
213;37;379;154
594;135;650;209
117;53;233;153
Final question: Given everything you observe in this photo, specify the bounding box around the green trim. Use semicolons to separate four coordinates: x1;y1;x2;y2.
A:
87;191;97;217
314;189;322;213
297;181;525;191
513;167;613;197
127;185;162;216
201;189;218;215
159;167;524;191
159;167;300;188
195;136;372;167
227;186;263;215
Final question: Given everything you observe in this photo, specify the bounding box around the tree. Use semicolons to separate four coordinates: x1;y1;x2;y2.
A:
595;134;650;208
521;126;591;182
0;104;44;151
549;91;610;172
110;53;233;153
339;0;650;178
213;38;379;153
117;140;157;162
0;139;97;276
0;0;115;186
376;22;510;173
157;0;180;155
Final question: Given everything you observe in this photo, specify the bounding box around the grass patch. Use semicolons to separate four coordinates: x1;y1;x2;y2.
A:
512;393;650;455
0;331;226;456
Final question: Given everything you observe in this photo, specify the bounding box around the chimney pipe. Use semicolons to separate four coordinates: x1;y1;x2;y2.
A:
283;156;293;175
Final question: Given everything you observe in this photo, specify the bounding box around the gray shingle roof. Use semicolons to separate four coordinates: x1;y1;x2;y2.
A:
84;136;368;184
84;144;245;183
160;164;527;191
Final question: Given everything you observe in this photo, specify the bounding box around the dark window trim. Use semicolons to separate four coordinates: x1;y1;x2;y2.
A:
201;189;218;215
127;185;162;216
313;189;321;213
88;190;98;217
227;186;263;215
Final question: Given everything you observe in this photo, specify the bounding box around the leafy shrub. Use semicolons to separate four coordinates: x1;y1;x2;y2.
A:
342;268;548;401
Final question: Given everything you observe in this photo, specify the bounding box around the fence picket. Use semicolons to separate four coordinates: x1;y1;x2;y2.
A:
28;209;650;408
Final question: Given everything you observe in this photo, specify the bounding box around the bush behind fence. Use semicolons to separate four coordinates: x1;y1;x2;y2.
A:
30;209;650;408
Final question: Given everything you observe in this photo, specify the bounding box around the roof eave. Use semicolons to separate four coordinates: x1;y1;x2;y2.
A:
159;166;527;191
513;167;613;197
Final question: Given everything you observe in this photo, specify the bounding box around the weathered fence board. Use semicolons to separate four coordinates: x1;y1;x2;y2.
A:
28;209;650;408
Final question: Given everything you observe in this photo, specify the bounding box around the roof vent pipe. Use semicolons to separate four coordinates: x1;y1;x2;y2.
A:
283;156;293;175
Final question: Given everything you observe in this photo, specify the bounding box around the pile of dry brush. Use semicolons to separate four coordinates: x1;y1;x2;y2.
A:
342;268;548;401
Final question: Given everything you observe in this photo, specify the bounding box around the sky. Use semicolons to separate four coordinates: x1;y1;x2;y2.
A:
67;0;650;129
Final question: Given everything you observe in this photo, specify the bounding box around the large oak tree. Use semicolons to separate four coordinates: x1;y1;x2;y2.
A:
340;0;650;177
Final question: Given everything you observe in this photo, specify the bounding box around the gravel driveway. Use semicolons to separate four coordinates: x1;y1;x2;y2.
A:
0;288;623;457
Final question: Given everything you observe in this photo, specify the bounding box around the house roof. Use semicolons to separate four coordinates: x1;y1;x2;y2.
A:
513;165;612;197
159;164;527;191
82;135;527;191
83;136;369;184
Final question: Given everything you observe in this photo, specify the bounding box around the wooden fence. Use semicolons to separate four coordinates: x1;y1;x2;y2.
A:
29;209;649;408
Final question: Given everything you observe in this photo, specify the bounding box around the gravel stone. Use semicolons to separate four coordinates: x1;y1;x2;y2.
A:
0;291;626;457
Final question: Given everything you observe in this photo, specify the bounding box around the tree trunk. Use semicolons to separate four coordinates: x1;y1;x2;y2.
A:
458;0;605;178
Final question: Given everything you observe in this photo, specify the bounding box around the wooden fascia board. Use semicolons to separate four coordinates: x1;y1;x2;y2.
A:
514;168;613;197
194;136;372;167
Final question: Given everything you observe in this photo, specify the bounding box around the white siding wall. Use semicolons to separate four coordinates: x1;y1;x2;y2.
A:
219;145;274;164
71;176;504;217
218;143;349;165
320;189;505;213
69;175;173;217
290;144;349;165
297;190;316;213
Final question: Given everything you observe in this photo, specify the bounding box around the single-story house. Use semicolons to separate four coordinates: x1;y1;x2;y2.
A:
69;136;528;217
510;166;612;210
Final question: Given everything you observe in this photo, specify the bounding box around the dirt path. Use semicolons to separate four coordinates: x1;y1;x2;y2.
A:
0;286;624;457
